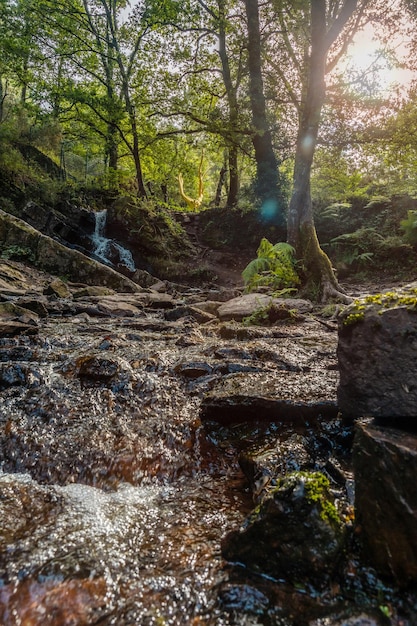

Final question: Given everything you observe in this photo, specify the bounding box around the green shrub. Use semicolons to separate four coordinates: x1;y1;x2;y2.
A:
400;210;417;246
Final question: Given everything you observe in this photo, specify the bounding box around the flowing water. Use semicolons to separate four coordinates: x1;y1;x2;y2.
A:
0;311;263;625
0;308;413;625
91;210;136;272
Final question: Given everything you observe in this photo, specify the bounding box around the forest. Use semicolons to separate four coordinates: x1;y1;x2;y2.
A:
3;2;417;625
2;0;417;299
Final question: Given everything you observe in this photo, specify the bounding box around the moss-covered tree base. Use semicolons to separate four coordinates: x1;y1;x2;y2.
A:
300;222;351;303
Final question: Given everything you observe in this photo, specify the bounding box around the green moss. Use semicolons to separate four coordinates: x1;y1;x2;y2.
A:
270;471;340;525
299;472;339;525
343;287;417;326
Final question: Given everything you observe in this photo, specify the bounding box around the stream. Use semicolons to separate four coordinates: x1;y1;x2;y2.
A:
0;301;413;625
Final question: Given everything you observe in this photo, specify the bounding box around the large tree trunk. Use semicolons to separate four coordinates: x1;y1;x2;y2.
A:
287;0;356;302
244;0;284;222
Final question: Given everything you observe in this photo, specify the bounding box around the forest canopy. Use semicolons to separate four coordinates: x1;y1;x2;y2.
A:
1;0;417;298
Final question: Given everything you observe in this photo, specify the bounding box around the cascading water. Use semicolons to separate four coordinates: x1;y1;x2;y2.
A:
91;209;136;272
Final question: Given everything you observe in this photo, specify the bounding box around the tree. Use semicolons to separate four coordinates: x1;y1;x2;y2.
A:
244;0;286;222
281;0;371;301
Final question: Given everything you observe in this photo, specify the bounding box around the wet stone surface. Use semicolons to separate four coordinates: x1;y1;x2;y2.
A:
0;302;415;625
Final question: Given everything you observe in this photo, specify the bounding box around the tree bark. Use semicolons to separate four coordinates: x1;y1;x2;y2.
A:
244;0;284;222
217;0;239;206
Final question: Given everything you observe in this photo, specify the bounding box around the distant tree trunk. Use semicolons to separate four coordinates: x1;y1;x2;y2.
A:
214;162;227;206
227;145;239;206
218;0;239;206
244;0;285;222
161;183;168;203
287;0;357;302
0;77;7;122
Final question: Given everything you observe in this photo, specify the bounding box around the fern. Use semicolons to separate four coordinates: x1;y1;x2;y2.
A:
400;210;417;246
242;239;300;293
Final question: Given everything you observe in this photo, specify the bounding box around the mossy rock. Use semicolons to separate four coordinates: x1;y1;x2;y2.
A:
338;283;417;419
222;471;345;585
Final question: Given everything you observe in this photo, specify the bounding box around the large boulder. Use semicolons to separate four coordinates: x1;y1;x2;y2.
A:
217;293;313;322
353;419;417;587
337;285;417;419
0;210;141;293
21;200;94;246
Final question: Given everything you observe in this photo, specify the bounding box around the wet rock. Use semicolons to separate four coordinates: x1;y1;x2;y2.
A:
0;301;39;324
0;474;62;551
0;577;108;626
239;433;313;497
97;300;141;317
76;355;121;384
200;371;338;424
0;320;38;336
164;305;216;324
145;291;175;309
219;583;269;614
44;277;72;299
174;361;213;378
338;285;417;418
353;419;417;586
0;345;34;361
15;296;49;318
217;293;313;322
218;323;292;340
222;472;345;585
309;610;388;625
0;363;43;389
174;328;205;347
73;286;116;298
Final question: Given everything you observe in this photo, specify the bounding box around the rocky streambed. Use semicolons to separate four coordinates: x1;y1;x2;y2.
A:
0;260;416;625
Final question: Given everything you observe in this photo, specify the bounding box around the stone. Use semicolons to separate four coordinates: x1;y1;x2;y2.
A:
0;321;38;337
221;472;345;585
309;610;386;626
239;433;313;498
192;300;221;315
164;305;216;324
174;361;213;378
15;297;49;318
76;355;121;384
338;285;417;418
145;291;175;309
97;301;141;317
0;363;43;389
200;371;338;424
0;302;39;324
44;278;72;299
73;286;116;298
217;293;313;322
353;419;417;586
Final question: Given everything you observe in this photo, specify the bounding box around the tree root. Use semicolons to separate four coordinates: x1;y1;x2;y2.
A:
320;279;353;304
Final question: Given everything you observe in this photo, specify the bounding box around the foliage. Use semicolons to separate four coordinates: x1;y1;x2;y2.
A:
400;210;417;246
242;238;300;293
1;244;35;262
242;299;298;326
327;229;377;267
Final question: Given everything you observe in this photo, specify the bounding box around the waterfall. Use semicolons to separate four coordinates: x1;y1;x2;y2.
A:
91;209;135;272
